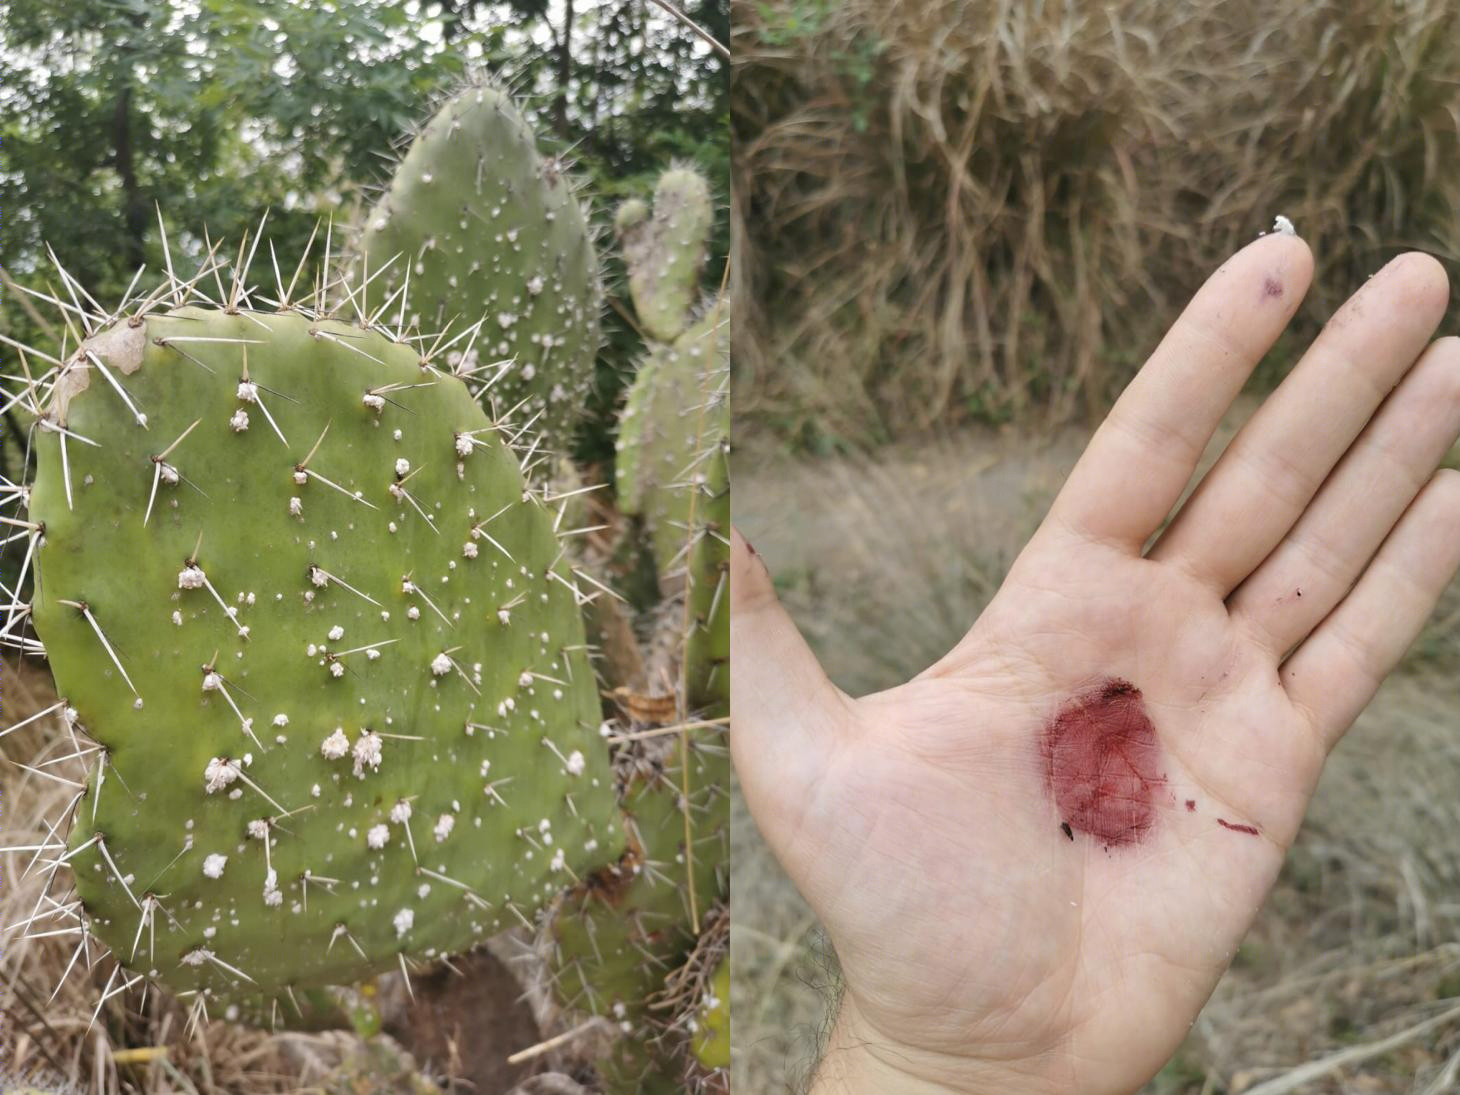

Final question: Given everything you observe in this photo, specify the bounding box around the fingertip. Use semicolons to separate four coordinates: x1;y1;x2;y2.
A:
1328;250;1450;334
1218;230;1314;312
1390;250;1450;312
730;524;756;560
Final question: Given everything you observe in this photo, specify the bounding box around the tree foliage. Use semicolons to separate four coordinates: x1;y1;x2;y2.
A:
1;0;727;461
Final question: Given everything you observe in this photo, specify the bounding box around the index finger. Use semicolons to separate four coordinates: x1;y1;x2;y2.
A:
1046;232;1313;550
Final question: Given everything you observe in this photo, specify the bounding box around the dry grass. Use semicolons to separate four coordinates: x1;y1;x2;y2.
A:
731;425;1460;1093
733;0;1460;448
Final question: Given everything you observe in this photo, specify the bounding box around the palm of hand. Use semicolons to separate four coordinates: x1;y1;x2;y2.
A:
735;237;1460;1093
787;538;1307;1092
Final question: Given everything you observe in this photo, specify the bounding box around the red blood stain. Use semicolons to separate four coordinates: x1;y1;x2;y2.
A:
1185;799;1196;812
1042;678;1165;847
1217;818;1260;836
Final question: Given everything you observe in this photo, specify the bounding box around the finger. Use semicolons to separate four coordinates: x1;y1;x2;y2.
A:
1232;337;1460;655
729;526;849;802
1047;232;1311;549
1282;470;1460;750
1149;252;1451;592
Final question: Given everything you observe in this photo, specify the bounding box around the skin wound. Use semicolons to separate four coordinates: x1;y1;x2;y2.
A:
1042;678;1166;847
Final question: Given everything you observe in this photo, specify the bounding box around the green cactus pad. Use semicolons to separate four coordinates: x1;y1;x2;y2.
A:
692;959;729;1070
30;305;619;1004
614;297;729;577
546;728;729;1092
616;168;713;344
683;437;729;717
358;84;601;451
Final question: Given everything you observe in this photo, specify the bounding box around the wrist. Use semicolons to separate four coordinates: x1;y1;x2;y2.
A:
810;994;1047;1095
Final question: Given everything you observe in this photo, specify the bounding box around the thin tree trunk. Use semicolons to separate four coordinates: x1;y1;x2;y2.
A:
113;85;147;272
553;0;574;135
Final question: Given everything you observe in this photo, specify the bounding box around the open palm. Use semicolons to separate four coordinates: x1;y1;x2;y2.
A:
733;235;1460;1094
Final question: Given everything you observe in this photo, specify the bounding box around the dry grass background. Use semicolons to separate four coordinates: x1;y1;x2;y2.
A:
733;0;1460;448
731;420;1460;1093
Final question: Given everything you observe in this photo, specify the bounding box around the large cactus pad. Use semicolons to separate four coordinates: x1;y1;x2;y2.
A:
30;306;619;1003
358;85;601;451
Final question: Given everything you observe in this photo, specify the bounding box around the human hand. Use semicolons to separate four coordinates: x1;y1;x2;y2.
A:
731;235;1458;1094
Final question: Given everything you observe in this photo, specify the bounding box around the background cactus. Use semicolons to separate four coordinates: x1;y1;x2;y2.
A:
24;275;619;1008
682;433;730;714
355;84;602;453
613;167;730;586
614;167;713;345
526;163;730;1093
544;722;729;1094
692;958;730;1071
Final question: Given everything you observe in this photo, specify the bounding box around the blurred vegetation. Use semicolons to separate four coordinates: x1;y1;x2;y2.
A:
732;0;1460;452
1;0;728;467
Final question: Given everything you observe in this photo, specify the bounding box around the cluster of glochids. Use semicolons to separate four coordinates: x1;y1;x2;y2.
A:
0;83;728;1093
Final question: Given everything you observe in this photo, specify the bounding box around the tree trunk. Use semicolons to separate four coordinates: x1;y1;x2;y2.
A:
112;54;148;272
553;0;574;135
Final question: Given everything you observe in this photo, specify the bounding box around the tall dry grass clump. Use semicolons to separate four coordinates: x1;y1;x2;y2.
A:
733;0;1460;446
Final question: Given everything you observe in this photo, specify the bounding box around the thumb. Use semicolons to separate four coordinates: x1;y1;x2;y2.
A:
730;526;849;798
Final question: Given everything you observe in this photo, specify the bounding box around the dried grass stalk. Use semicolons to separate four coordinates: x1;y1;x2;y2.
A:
734;0;1460;446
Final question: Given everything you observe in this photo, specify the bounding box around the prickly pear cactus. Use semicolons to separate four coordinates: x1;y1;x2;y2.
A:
692;959;730;1071
528;162;729;1091
26;291;619;1006
682;436;729;714
613;165;728;582
614;167;712;344
546;727;729;1094
357;84;602;452
615;301;728;576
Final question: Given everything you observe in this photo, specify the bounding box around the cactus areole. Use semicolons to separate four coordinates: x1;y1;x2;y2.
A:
30;305;619;1003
